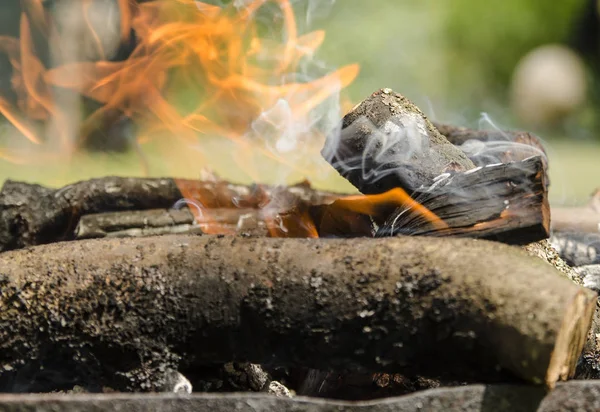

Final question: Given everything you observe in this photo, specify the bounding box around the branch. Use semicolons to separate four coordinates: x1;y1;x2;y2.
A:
0;235;595;392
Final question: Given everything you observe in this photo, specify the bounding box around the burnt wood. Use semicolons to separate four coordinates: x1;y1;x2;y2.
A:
377;156;550;245
0;178;338;251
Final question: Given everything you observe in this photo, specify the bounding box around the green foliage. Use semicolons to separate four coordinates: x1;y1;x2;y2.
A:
442;0;585;104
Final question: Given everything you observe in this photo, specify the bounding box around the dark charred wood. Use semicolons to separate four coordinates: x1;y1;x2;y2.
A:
322;88;475;195
0;178;338;252
309;202;375;238
433;123;548;174
575;305;600;379
297;368;456;400
550;231;600;267
0;235;595;392
376;157;550;245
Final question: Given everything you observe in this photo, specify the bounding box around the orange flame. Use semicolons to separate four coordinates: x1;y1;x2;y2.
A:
0;0;363;235
0;1;358;162
0;1;451;240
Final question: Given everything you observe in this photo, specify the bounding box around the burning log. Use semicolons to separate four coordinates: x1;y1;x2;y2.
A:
0;235;595;392
314;157;549;245
320;89;550;245
0;177;338;251
377;156;550;245
322;88;475;195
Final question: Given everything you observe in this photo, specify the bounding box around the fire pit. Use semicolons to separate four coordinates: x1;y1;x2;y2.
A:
0;1;600;411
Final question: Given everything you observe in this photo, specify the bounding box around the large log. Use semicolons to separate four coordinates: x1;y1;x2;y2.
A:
4;381;600;412
0;178;338;251
0;235;595;392
322;88;475;195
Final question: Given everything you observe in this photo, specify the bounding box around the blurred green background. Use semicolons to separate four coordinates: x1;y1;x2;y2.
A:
1;0;599;205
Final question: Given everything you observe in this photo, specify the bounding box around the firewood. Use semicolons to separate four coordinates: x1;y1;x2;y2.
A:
314;157;549;245
75;208;266;239
0;235;595;392
5;381;600;411
433;122;548;171
550;231;600;267
0;178;338;251
377;156;550;245
322;88;475;195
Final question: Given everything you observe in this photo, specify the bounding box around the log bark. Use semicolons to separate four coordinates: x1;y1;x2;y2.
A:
0;178;338;251
0;235;595;392
322;88;475;195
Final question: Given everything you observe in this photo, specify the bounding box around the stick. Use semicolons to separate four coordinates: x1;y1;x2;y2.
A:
0;235;595;392
322;88;475;195
0;178;338;251
75;208;266;239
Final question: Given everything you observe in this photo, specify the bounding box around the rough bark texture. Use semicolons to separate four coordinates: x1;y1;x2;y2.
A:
3;380;600;411
0;178;338;251
377;157;550;245
0;235;595;392
322;88;475;195
433;123;548;173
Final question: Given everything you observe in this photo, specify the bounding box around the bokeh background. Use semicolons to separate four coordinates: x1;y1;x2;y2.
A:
0;0;599;205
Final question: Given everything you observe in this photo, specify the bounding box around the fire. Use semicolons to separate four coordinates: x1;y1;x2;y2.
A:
0;1;358;165
0;1;447;238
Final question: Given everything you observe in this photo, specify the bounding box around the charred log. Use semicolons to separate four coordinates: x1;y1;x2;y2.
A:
0;178;337;251
0;235;595;392
318;157;549;245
